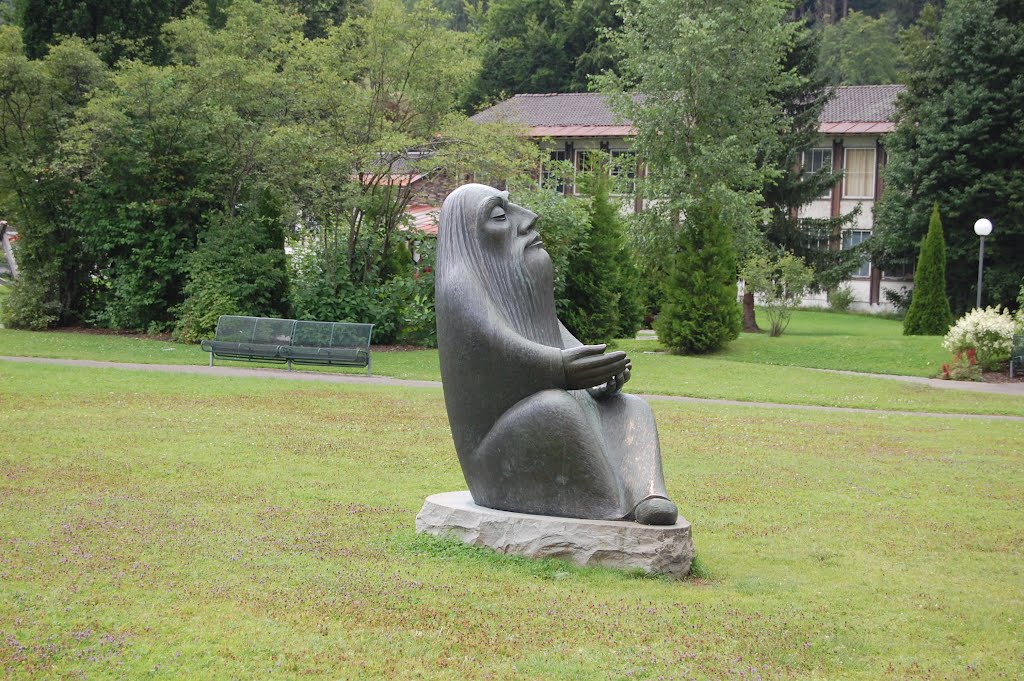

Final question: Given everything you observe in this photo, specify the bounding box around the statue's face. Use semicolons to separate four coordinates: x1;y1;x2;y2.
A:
478;196;548;269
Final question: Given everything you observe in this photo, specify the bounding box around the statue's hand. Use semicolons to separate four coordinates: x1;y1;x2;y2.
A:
562;344;630;390
588;364;631;399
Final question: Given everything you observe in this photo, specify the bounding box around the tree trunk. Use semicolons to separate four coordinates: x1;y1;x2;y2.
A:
742;292;761;333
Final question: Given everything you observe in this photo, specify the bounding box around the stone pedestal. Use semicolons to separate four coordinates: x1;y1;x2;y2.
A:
415;491;694;578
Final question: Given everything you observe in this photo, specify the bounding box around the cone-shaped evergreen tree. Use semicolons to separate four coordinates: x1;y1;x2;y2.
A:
903;203;953;335
561;157;644;343
561;165;622;344
656;201;741;353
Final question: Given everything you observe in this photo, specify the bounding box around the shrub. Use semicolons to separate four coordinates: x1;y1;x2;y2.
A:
942;306;1019;371
741;251;815;337
903;203;953;335
829;285;855;312
940;348;982;381
0;270;61;330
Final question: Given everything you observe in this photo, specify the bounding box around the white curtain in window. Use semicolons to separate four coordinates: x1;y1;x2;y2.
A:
844;148;875;198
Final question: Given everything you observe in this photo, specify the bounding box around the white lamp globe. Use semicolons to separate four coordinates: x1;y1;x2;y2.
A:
974;218;993;236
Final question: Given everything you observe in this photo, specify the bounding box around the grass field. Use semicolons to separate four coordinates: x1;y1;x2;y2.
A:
1;362;1021;678
3;309;945;375
716;309;950;377
4;310;1023;417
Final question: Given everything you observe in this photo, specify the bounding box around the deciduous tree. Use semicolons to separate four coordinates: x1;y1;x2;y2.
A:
600;0;794;353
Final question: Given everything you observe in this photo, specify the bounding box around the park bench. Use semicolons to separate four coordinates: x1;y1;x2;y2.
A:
1011;334;1024;379
200;315;374;376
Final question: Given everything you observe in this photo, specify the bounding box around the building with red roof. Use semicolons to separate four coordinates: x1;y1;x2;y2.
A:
470;85;911;311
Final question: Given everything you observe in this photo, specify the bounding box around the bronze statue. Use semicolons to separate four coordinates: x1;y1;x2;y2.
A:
435;183;677;525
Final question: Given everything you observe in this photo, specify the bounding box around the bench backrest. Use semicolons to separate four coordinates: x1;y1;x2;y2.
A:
214;315;372;349
214;316;260;343
1013;334;1024;356
252;317;295;345
292;320;374;349
328;322;374;349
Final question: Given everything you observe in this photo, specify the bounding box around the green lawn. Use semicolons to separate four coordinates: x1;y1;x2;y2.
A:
1;362;1020;678
3;312;1023;417
717;309;950;377
0;327;440;380
623;350;1024;416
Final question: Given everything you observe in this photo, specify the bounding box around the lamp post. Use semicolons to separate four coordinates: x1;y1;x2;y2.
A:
974;218;993;308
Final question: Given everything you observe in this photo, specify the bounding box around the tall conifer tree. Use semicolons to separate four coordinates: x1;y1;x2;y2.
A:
656;202;741;354
903;203;953;335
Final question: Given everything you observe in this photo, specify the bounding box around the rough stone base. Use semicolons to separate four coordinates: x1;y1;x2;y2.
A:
415;491;694;578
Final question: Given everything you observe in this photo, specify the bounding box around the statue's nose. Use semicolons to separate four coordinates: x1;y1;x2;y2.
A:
518;208;538;234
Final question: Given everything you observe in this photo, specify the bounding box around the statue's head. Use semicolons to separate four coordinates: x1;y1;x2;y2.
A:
438;183;550;276
437;183;559;344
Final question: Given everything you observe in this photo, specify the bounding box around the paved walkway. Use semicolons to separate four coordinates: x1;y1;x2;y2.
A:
4;355;1022;422
810;367;1024;396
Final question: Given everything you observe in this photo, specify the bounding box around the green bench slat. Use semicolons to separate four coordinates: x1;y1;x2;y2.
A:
203;316;373;374
280;346;368;363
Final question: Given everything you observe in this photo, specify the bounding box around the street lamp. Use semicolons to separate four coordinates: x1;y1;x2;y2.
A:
974;218;993;308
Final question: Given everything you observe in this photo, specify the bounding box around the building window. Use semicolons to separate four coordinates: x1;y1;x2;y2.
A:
802;224;831;252
573;149;598;194
842;229;871;278
801;148;833;198
542;150;567;193
802;148;833;176
883;259;914;280
843;148;876;199
610;149;637;194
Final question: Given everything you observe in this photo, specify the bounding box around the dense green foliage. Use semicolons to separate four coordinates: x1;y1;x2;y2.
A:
0;32;108;329
797;0;942;28
464;0;619;110
874;0;1024;313
14;0;188;63
816;10;904;84
13;0;363;62
903;204;953;335
559;160;642;344
0;0;534;339
656;202;741;354
173;193;291;343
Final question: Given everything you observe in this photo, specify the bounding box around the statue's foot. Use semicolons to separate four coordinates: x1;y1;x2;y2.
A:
634;497;678;525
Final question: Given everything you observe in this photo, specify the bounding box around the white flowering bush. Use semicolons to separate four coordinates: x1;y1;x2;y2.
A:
942;306;1021;370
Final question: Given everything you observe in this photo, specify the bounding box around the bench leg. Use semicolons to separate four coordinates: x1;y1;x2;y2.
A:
287;359;293;371
367;356;372;377
209;352;214;367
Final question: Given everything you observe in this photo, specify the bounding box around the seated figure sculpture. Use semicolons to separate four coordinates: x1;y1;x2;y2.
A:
435;183;678;525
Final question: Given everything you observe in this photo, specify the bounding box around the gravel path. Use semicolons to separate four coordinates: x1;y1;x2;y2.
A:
5;354;1023;422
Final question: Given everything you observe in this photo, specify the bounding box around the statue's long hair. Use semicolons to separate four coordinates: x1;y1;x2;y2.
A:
436;183;560;347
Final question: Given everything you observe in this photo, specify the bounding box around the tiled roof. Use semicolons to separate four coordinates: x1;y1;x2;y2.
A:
821;85;905;124
471;85;905;136
471;93;635;127
405;204;439;235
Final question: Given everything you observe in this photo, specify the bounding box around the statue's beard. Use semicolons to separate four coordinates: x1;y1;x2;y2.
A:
483;243;562;348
